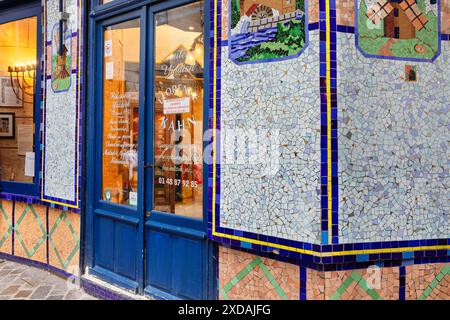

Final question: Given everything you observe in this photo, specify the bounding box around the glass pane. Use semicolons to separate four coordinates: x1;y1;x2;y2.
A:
153;1;204;219
0;16;37;183
102;19;140;207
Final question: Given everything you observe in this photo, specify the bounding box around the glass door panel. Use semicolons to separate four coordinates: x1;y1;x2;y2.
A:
101;19;141;207
152;1;204;220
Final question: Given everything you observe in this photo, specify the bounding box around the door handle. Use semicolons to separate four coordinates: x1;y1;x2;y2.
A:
144;163;154;169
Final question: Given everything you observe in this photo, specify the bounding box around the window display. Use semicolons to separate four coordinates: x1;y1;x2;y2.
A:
0;16;37;183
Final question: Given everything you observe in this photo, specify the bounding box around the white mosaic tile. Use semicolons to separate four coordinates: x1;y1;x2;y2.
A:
337;32;449;243
219;31;322;244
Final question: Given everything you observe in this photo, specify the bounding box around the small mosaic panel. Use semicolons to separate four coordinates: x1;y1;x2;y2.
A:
219;246;299;299
356;0;440;61
50;23;72;92
48;208;80;272
13;202;47;263
324;267;399;300
405;263;450;300
229;0;308;63
0;200;13;254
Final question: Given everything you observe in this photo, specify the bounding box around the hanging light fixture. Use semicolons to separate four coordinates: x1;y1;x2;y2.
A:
184;35;204;67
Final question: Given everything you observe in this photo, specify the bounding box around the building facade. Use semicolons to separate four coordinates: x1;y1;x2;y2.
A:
0;0;448;300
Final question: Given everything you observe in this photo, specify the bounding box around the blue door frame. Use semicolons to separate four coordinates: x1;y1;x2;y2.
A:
85;0;216;299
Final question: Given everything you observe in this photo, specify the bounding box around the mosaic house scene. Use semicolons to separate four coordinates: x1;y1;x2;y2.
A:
0;0;448;301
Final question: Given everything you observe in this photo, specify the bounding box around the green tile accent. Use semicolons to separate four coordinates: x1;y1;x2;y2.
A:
220;288;229;300
48;210;80;269
0;204;13;249
417;265;450;300
14;205;47;258
331;271;382;300
258;262;288;300
221;256;289;300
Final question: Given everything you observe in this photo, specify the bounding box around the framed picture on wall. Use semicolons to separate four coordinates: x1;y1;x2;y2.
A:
0;113;15;138
0;77;22;107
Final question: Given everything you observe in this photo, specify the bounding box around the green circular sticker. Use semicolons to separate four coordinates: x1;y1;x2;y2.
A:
104;189;112;202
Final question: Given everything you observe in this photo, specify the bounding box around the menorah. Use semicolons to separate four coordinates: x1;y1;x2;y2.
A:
7;63;36;103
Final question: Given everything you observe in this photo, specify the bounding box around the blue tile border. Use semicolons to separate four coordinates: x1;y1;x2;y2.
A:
399;266;406;300
0;192;80;213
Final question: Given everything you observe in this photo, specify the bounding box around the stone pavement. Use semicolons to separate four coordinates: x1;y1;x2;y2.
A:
0;259;97;300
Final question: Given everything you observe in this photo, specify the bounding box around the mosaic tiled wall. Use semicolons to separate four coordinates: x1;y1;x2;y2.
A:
217;0;322;244
0;199;80;274
41;0;82;208
337;6;449;243
218;246;300;299
219;246;449;299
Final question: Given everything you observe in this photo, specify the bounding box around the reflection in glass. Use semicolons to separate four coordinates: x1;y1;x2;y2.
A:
153;1;204;219
0;17;37;183
102;19;140;207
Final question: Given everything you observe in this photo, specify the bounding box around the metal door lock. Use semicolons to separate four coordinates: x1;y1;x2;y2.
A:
146;211;151;218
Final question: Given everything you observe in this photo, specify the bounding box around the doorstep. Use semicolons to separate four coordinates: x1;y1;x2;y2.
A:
81;273;151;300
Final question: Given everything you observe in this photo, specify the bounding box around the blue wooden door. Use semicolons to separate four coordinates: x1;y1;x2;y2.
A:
87;9;147;293
144;0;213;300
86;0;214;299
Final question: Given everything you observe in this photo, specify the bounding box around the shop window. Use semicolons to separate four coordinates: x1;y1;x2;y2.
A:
0;11;40;194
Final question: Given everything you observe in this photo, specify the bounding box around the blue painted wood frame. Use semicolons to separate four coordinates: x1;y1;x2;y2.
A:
0;1;42;197
85;0;216;299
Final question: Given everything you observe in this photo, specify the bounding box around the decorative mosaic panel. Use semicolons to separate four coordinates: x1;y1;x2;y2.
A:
0;200;80;275
356;0;440;61
405;263;450;300
48;208;80;272
337;30;449;243
219;246;300;299
228;0;308;63
50;22;72;92
41;0;82;208
0;200;13;254
218;247;450;300
323;267;399;300
213;0;322;245
13;202;47;263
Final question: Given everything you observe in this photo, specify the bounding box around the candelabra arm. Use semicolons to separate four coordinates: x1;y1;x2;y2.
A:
15;72;34;97
9;72;27;103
